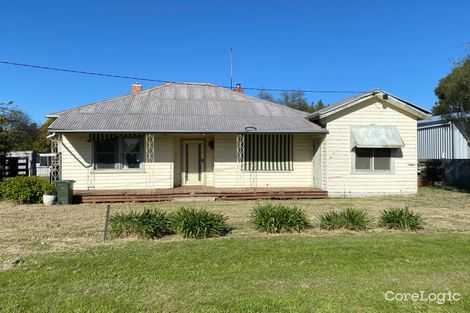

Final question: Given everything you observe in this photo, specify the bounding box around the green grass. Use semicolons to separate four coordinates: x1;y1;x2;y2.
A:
0;187;469;312
1;234;469;312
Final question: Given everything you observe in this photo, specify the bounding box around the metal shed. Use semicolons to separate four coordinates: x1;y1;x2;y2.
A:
417;115;470;160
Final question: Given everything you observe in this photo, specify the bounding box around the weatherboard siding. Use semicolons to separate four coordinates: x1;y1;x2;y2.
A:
213;134;320;188
322;99;418;197
60;134;173;190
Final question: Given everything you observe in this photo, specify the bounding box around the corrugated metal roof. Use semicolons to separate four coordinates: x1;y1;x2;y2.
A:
308;89;430;120
48;83;326;134
417;113;470;127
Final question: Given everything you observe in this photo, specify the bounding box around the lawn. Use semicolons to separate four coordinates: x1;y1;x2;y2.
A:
0;187;469;312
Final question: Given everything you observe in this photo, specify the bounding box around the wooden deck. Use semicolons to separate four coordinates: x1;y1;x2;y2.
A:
74;187;328;203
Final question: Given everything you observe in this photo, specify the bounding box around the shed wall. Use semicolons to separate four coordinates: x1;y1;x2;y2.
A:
418;121;470;160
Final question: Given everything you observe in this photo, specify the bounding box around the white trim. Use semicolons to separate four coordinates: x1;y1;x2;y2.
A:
316;91;430;121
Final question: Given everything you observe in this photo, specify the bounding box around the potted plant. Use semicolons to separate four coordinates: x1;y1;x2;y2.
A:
42;183;57;205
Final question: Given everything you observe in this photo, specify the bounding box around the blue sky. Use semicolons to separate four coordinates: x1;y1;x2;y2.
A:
1;0;469;123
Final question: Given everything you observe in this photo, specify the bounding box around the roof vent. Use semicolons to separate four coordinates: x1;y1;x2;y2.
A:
132;83;143;93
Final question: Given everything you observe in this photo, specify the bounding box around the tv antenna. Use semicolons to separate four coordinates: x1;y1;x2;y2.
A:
229;46;234;90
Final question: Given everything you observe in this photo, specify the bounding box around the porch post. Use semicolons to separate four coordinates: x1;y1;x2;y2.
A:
50;134;61;182
145;134;155;193
236;134;245;187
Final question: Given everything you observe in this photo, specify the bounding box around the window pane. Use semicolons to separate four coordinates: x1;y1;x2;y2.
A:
122;138;140;153
96;138;117;153
95;138;117;169
122;137;141;169
122;153;140;168
355;148;372;170
374;148;391;170
39;156;48;167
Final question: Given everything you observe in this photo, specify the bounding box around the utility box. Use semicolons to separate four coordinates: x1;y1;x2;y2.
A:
55;180;75;204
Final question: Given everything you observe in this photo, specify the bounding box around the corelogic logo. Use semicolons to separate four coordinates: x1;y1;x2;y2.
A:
385;291;461;305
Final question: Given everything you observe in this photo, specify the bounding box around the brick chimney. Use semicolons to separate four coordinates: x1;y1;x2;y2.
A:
234;83;244;94
132;83;143;93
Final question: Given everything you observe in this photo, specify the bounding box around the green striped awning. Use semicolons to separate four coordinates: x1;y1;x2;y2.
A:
244;134;293;171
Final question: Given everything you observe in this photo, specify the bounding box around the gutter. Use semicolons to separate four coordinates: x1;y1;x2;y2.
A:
47;129;329;134
46;132;57;139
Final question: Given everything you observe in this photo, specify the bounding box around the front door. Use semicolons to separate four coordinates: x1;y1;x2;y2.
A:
182;141;205;186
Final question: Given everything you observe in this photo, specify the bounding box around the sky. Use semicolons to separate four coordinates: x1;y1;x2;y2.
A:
1;0;469;123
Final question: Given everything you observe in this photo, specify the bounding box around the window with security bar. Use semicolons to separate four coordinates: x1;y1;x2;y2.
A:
243;134;293;171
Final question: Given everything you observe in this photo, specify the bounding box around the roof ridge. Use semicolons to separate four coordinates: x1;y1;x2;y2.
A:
47;82;309;118
48;83;173;117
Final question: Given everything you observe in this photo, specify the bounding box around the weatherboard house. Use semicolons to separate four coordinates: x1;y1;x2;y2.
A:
47;83;430;199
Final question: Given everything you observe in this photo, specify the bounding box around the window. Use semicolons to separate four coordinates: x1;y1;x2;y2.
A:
39;156;51;167
94;137;142;170
354;148;391;172
244;134;293;171
121;138;141;169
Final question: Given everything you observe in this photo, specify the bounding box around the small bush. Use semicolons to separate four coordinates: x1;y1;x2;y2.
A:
170;207;230;239
42;182;57;195
110;209;173;239
319;208;371;231
379;207;424;230
251;203;310;233
0;176;52;204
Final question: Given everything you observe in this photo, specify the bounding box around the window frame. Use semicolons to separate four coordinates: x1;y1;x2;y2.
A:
93;136;144;171
352;147;393;173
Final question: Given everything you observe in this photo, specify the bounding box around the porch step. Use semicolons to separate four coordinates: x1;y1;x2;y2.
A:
74;189;328;203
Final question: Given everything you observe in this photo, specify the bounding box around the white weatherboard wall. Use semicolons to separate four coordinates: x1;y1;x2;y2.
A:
59;133;173;190
321;99;418;197
213;134;321;188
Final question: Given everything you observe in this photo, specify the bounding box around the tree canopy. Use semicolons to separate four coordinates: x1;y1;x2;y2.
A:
432;52;470;144
256;90;325;113
0;100;52;154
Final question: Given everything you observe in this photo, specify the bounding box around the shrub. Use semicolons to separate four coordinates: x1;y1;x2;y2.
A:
169;207;230;239
251;203;310;233
0;176;52;204
379;207;424;230
110;209;173;239
42;182;57;195
319;208;371;231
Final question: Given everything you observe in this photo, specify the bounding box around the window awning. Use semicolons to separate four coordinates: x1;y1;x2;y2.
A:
351;126;404;148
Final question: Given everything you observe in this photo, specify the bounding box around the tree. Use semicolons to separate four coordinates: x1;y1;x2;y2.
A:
432;52;470;145
256;90;326;113
257;90;276;102
0;100;48;154
315;99;325;111
31;119;54;153
0;100;20;154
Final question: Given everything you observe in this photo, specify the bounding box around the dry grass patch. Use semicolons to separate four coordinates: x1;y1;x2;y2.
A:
0;187;469;263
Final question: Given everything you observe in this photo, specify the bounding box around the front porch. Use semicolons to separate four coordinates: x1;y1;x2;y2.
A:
74;186;328;203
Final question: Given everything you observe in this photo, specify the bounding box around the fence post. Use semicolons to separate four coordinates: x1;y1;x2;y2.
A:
103;204;111;240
